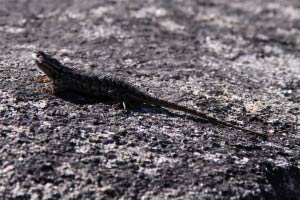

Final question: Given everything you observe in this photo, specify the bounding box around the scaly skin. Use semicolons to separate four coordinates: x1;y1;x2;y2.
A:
32;50;267;139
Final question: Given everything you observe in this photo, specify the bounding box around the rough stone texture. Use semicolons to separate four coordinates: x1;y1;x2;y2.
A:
0;0;300;199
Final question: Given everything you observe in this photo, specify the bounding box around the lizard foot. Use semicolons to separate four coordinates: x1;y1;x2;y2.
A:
40;87;56;95
36;74;51;83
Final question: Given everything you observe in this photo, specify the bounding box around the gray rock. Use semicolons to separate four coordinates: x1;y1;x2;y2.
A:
0;0;299;199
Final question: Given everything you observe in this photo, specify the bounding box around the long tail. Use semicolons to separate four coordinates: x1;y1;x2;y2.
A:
139;96;267;139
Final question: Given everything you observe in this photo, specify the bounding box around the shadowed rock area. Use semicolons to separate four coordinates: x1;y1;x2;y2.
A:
0;0;300;199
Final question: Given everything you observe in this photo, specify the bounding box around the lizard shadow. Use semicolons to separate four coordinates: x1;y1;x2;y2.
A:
55;91;110;105
135;104;209;124
55;91;208;124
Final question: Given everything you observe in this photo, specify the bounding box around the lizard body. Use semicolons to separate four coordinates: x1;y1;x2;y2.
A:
32;50;266;138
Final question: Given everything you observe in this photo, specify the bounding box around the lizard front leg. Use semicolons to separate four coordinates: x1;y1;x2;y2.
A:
36;74;51;83
40;86;57;95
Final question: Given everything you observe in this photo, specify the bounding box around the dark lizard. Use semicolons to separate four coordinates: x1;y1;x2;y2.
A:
32;50;267;138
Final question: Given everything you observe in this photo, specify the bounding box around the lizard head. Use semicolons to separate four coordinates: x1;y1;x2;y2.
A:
32;50;62;80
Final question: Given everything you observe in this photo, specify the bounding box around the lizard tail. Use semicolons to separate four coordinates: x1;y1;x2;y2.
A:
140;96;267;139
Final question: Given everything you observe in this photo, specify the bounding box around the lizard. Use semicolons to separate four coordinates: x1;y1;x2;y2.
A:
32;50;267;139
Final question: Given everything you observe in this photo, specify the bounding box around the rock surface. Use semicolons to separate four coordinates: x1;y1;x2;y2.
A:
0;0;300;199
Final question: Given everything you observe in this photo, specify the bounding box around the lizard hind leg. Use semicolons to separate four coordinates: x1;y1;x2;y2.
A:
111;101;139;110
111;95;142;110
112;102;126;110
